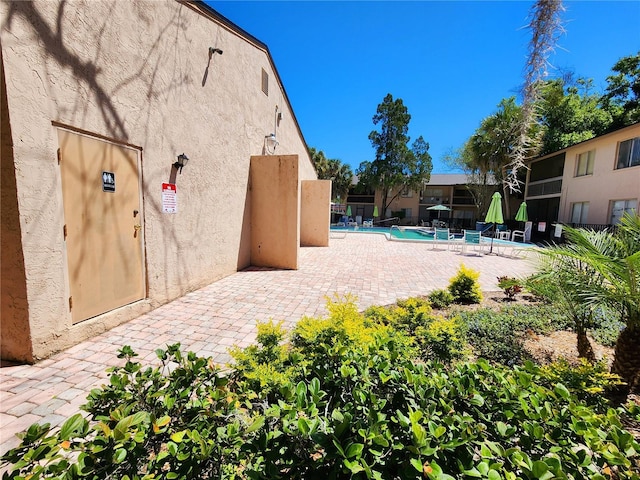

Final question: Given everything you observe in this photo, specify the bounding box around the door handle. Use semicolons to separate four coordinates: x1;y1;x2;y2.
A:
134;224;142;238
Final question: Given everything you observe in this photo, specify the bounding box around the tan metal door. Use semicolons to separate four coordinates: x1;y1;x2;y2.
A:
58;129;145;324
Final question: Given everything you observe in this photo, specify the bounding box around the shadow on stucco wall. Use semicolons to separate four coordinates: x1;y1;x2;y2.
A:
2;1;204;300
237;170;252;270
1;52;32;364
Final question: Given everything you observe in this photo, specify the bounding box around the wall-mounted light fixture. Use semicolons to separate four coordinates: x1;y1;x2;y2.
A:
264;133;278;154
209;47;223;57
173;153;189;174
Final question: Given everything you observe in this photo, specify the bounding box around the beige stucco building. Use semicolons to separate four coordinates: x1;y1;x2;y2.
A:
1;1;330;363
346;174;503;229
524;122;640;242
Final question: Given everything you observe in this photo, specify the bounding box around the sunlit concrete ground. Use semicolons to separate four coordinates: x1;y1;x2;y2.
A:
0;233;537;455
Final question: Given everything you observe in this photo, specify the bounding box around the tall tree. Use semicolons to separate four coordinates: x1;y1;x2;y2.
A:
602;51;640;129
309;147;353;203
538;77;612;155
357;94;432;218
449;98;528;218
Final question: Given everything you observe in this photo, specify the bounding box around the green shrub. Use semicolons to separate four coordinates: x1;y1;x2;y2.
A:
229;319;299;397
415;314;469;363
537;358;624;408
292;294;406;355
5;343;640;479
459;308;532;366
496;276;522;300
4;299;640;480
427;288;454;309
2;344;263;479
448;264;483;304
364;297;468;363
497;303;573;334
455;303;580;367
590;307;626;347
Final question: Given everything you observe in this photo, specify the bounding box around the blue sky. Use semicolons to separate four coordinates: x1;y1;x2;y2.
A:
210;1;640;173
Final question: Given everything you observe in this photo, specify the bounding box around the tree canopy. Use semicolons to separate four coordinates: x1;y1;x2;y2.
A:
602;51;640;129
309;147;353;203
357;94;432;218
449;51;640;218
537;77;613;156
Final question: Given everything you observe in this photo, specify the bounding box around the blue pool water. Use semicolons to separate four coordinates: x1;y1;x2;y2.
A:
330;226;530;248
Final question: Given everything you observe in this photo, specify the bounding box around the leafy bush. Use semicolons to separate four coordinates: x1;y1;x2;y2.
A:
459;308;532;366
415;315;469;363
5;343;639;479
364;297;467;363
4;299;640;480
537;358;624;407
1;344;263;479
497;276;522;300
590;307;626;347
497;303;573;334
229;319;299;397
448;264;483;304
427;288;454;309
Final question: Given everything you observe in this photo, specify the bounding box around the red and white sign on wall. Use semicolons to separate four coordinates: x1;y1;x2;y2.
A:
162;183;177;213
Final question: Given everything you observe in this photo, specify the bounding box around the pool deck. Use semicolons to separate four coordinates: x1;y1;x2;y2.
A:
0;233;537;455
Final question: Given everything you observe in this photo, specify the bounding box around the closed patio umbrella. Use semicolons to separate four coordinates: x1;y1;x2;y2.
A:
346;205;352;217
373;205;379;218
515;201;528;222
484;192;504;254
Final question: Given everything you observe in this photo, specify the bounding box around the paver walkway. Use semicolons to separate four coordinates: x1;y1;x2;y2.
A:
0;233;537;455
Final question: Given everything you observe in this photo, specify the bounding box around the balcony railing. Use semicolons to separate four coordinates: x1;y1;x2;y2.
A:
346;195;374;203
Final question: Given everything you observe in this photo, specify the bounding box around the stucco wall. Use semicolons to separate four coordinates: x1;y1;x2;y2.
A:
250;155;299;269
0;0;316;360
1;55;32;362
559;124;640;224
301;180;331;247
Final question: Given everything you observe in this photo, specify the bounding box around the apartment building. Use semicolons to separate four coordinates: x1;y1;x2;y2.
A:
524;122;639;242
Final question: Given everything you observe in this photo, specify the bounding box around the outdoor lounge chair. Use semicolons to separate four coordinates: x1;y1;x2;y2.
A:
511;230;525;242
495;224;511;240
458;229;485;255
432;227;454;249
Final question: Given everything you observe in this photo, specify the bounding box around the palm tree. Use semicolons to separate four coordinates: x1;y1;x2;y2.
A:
528;262;598;362
309;147;353;203
533;213;640;393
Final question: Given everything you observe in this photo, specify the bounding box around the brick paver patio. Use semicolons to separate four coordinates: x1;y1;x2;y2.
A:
0;233;537;455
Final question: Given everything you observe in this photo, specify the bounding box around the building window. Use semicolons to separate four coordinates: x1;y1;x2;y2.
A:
570;202;589;224
402;208;412;219
423;188;443;197
616;137;640;169
401;186;412;197
261;68;268;96
575;150;594;177
610;199;637;224
421;187;443;203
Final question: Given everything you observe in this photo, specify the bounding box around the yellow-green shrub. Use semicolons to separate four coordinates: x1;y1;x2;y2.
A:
229;320;297;397
448;264;483;304
415;314;469;362
292;295;413;358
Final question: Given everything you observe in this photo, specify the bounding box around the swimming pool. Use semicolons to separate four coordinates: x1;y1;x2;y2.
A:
330;225;531;248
